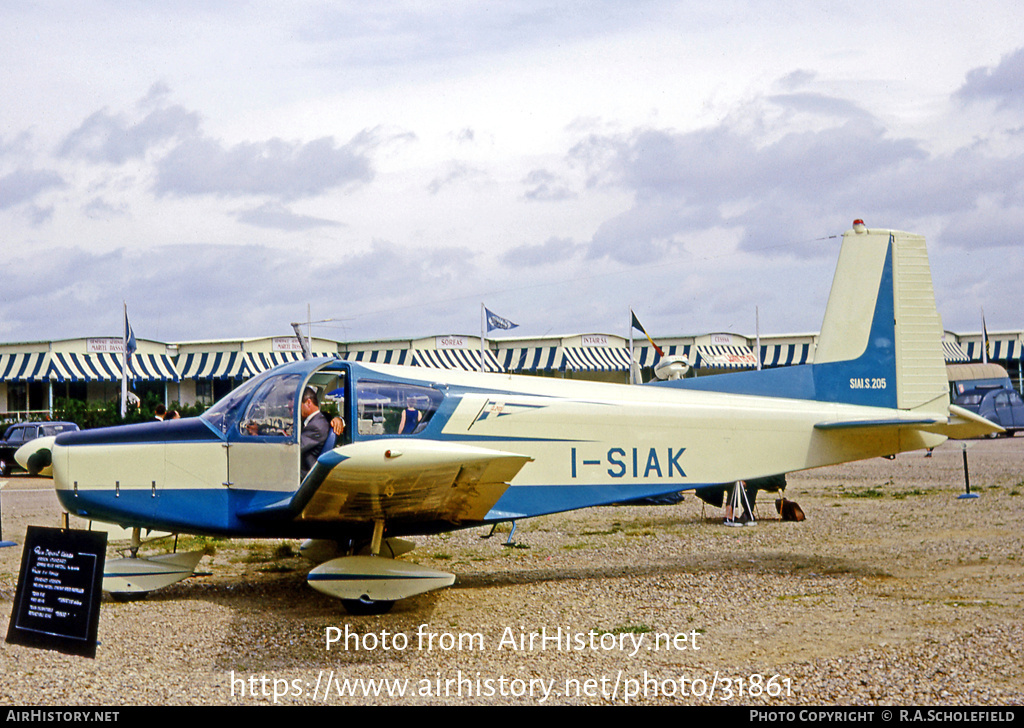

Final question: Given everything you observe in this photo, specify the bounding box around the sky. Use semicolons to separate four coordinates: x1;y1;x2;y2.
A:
2;1;1023;346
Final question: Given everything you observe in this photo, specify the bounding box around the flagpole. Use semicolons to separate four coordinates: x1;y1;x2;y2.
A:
755;306;762;371
121;302;128;418
629;308;635;384
981;308;988;365
480;303;485;373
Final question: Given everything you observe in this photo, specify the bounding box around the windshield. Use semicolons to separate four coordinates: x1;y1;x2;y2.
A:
239;372;303;437
201;369;277;434
955;393;982;406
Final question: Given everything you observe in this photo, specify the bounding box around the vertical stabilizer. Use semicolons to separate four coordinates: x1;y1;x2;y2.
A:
815;225;948;414
655;222;951;415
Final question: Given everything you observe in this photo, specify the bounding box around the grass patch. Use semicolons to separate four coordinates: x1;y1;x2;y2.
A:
891;488;927;500
599;624;653;635
580;523;623;536
562;542;591;551
240;541;296;564
841;487;886;499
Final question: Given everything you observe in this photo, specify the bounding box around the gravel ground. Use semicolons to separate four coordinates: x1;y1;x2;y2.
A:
1;437;1022;706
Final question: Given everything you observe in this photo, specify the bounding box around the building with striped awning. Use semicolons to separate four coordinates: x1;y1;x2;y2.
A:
956;333;1022;364
173;337;339;405
0;338;179;418
344;336;502;373
2;326;1020;419
494;334;633;380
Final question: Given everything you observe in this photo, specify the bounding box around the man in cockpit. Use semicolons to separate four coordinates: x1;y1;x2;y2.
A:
300;387;331;476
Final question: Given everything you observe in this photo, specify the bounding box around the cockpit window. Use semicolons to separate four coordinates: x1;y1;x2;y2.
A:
356;379;443;436
201;369;280;435
239;372;304;437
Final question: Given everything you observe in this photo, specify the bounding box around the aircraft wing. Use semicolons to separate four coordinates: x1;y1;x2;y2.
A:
238;440;532;526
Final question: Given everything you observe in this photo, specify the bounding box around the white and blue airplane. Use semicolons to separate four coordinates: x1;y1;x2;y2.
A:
19;222;1000;613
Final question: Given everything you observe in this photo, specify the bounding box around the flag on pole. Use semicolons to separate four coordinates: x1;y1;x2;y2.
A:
485;307;518;332
631;310;664;357
124;309;137;364
121;304;137;417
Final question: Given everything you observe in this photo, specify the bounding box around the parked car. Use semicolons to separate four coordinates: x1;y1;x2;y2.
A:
0;421;80;475
953;386;1024;436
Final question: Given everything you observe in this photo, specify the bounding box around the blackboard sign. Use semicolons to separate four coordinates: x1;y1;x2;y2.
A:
6;526;107;658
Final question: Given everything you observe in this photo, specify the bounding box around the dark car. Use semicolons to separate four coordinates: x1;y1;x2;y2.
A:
0;421;80;475
954;386;1024;436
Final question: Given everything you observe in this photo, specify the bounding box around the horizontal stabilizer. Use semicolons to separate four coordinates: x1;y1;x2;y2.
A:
922;404;1004;440
814;417;942;431
815;404;1002;440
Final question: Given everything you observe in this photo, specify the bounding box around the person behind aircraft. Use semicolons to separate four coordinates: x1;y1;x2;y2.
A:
398;401;420;434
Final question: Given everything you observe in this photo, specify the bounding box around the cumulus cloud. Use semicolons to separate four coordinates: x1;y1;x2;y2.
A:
955;47;1024;110
576;116;926;262
521;169;576;201
154;132;376;200
58;105;200;164
427;162;485;194
82;197;128;220
0;168;65;209
501;236;581;267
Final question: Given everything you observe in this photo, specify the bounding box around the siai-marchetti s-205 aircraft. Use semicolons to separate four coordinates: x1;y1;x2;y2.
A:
19;222;1001;613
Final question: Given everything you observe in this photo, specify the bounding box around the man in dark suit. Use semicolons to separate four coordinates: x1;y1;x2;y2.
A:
300;387;330;476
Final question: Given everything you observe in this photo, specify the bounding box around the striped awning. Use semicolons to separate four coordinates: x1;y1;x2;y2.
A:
963;339;1023;362
344;349;412;366
243;351;337;376
760;343;812;368
48;353;179;382
413;349;503;372
561;346;632;371
0;353;48;381
942;340;970;363
178;352;248;379
500;347;562;373
695;345;759;369
634;344;692;368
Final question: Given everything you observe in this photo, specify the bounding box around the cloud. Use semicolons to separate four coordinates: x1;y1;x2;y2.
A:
776;69;817;91
0;168;65;210
955;47;1024;110
501;236;581;267
154;132;376;200
767;93;876;121
522;169;576;201
572;101;932;263
427;162;485;194
235;202;342;231
82;197;128;221
58;105;200;164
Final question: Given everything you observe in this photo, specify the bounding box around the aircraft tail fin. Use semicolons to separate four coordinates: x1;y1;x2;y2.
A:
812;223;949;414
655;222;951;416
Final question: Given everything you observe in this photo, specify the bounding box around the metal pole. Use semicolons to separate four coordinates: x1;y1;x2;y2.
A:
958;443;979;500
